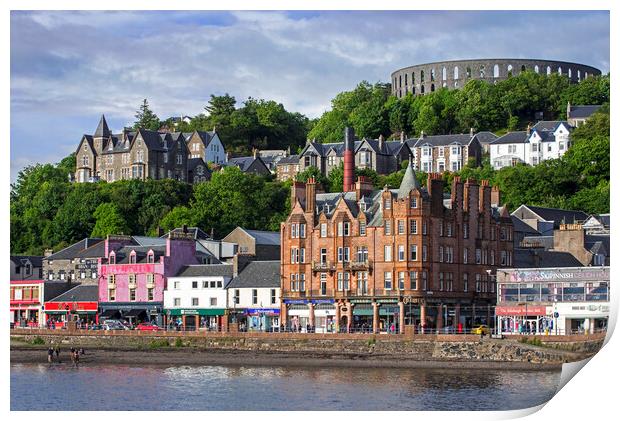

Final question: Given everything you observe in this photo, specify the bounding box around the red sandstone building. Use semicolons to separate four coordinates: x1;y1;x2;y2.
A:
280;132;514;333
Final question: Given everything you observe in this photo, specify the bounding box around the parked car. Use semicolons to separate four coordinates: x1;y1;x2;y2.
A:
471;325;490;335
136;322;160;331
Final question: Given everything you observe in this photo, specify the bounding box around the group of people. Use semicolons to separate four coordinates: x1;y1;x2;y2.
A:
46;344;85;366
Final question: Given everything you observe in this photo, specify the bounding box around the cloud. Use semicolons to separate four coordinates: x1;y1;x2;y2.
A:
10;10;610;181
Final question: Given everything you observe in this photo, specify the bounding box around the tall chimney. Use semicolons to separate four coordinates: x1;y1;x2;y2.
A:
343;127;355;192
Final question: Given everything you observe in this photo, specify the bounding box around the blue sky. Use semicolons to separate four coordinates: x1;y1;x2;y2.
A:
10;10;610;181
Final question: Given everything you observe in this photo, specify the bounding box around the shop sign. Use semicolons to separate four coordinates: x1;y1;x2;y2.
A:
495;305;547;316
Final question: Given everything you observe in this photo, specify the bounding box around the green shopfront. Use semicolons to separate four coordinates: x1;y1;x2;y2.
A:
166;308;226;331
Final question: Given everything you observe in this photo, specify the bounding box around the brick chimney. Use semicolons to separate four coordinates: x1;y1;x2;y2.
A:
355;176;374;201
305;177;316;214
343;127;355;192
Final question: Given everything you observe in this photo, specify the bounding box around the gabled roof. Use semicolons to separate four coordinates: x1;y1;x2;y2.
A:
49;284;99;302
227;261;280;288
175;264;233;278
45;238;104;261
569;105;602;119
10;255;43;267
241;229;280;246
94;115;111;138
490;131;529;145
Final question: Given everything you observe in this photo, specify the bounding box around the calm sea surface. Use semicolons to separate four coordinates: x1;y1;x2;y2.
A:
11;363;560;411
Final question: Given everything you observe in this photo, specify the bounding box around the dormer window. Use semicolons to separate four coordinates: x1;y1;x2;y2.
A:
109;252;116;265
129;252;137;264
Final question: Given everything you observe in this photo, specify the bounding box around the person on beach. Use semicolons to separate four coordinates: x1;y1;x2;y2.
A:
47;347;54;363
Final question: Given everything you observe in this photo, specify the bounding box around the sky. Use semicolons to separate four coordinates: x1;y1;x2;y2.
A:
10;10;610;181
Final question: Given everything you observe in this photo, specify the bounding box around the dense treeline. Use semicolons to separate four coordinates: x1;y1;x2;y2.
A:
10;164;290;255
308;73;609;141
135;96;311;157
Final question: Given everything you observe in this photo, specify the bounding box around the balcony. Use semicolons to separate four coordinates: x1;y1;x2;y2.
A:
312;261;335;272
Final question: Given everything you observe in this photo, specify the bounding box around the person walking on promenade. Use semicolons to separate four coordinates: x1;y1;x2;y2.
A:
47;347;54;364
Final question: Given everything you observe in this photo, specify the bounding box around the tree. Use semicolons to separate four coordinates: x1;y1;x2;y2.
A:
91;203;130;237
133;99;160;130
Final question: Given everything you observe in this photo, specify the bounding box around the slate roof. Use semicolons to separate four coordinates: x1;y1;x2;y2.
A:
242;229;281;246
45;238;104;261
277;154;300;165
511;216;540;235
94;115;111;138
569;105;602;119
175;264;234;278
49;284;99;302
410;133;474;147
490;131;529;145
513;249;584;268
522;205;588;225
226;261;280;288
10;255;43;267
475;131;499;145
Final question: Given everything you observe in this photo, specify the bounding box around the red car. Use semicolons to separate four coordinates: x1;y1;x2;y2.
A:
135;322;160;331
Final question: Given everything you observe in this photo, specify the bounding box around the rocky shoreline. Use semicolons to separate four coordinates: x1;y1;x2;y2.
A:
10;346;563;371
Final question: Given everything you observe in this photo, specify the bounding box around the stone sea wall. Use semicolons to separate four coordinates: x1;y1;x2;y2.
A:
11;330;605;365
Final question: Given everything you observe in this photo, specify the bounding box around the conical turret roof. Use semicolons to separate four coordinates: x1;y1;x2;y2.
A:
94;114;111;138
397;159;420;200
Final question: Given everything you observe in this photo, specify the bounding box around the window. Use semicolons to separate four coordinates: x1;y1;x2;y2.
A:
174;297;181;307
398;220;405;235
271;289;276;304
384;220;392;235
384;272;393;290
252;289;258;305
410;220;418;234
320;223;327;237
398;272;406;290
359;221;366;236
384;245;392;262
410;244;418;261
410;271;418;290
129;289;136;301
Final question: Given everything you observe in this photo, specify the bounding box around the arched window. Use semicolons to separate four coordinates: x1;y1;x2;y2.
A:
534;65;539;73
479;65;485;78
442;66;447;81
507;64;513;76
493;64;500;78
466;66;472;78
547;66;551;75
420;70;425;83
454;66;459;79
430;68;435;81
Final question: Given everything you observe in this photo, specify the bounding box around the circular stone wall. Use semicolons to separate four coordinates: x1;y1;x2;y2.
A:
390;58;602;97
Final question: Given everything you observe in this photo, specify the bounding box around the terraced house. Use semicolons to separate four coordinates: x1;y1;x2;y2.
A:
75;115;221;183
280;157;514;334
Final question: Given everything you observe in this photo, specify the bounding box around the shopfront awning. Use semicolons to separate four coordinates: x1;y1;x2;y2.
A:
167;309;226;316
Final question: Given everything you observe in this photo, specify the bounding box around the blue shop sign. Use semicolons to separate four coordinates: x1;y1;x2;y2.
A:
246;308;280;315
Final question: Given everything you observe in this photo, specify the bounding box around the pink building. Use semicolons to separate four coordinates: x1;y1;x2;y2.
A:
98;234;200;326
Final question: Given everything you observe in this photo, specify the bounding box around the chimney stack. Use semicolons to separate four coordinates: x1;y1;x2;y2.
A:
343;127;355;192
